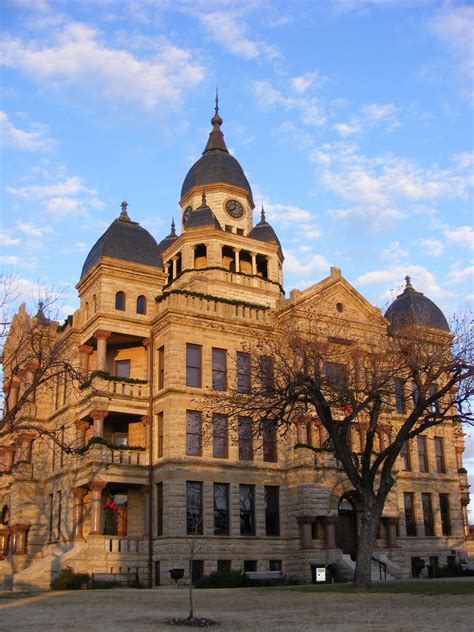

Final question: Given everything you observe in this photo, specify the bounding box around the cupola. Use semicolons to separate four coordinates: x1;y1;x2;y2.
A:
384;276;449;331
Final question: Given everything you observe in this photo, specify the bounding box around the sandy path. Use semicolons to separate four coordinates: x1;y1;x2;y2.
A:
0;586;473;632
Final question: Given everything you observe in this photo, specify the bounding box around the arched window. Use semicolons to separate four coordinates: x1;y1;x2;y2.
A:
0;505;9;526
115;291;126;311
136;295;146;315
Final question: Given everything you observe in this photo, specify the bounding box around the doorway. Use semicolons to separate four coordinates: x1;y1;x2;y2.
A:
336;493;359;559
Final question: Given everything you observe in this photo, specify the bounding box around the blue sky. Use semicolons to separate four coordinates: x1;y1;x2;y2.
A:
1;1;473;515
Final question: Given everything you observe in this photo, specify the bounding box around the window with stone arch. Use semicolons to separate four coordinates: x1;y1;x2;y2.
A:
136;295;146;315
115;291;126;311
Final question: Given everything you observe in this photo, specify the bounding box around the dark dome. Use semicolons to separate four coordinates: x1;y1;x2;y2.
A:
157;221;179;257
384;277;449;331
81;203;163;278
248;208;281;249
185;193;221;230
180;104;253;203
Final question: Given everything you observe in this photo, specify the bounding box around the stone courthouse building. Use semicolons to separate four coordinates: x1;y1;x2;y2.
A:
0;105;471;589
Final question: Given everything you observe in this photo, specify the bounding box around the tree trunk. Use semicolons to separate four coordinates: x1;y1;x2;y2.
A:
353;494;383;589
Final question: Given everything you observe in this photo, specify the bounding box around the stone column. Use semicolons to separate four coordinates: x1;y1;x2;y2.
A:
172;256;178;279
296;515;315;548
250;252;257;275
78;344;93;377
382;517;399;548
141;415;149;448
296;420;307;444
90;410;107;438
143;485;150;537
15;432;34;463
11;524;30;555
94;330;111;371
72;488;88;540
7;379;20;411
75;419;90;448
0;528;10;559
89;481;106;535
323;516;338;549
233;248;240;273
2;446;15;470
455;446;464;469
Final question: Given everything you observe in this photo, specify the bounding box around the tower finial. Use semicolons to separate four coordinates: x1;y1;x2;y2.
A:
261;205;266;222
215;85;219;116
120;200;130;221
171;218;176;236
405;275;413;290
201;191;207;206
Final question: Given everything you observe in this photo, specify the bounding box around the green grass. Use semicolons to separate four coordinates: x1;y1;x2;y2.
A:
279;580;474;596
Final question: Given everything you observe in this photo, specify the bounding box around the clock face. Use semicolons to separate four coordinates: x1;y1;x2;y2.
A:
183;206;192;225
225;199;244;219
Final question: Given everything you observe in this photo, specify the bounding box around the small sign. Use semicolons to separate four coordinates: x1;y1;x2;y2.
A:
316;567;326;582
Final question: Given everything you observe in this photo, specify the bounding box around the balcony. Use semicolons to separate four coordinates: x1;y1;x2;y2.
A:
75;445;148;486
80;375;149;417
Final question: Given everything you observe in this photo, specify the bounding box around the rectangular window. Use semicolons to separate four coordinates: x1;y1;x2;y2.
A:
429;384;438;413
157;412;164;458
237;352;251;393
263;422;277;463
186;411;202;456
243;560;257;573
156;482;163;536
238;416;253;461
422;492;434;536
114;360;131;378
60;426;65;467
191;560;204;583
412;381;419;405
212;348;227;391
186;481;203;535
264;486;280;536
400;441;411;471
394;378;406;414
260;355;274;392
158;346;165;390
434;437;445;474
439;494;451;536
269;560;282;571
213;483;230;535
57;491;62;539
417;435;429;472
325;362;347;390
212;414;228;458
217;560;231;572
404;492;417;537
48;493;54;541
240;484;255;536
186;344;202;388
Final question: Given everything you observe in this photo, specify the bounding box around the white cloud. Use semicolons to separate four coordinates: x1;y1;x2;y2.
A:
291;72;317;94
445;265;474;286
380;241;409;262
253;80;326;126
0;232;21;246
443;225;474;251
0;110;53;150
334;102;399;138
200;12;259;59
17;222;53;237
0;22;205;110
413;238;444;257
285;250;331;277
265;203;313;224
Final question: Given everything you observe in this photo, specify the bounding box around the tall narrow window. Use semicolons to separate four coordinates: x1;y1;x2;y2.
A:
156;482;163;536
213;483;229;535
115;291;125;311
434;437;445;473
48;493;54;541
114;360;131;379
404;492;416;536
212;348;227;391
158;346;165;390
394;378;406;414
260;355;274;392
237;352;251;393
439;494;451;536
186;344;202;388
240;484;255;536
429;384;438;413
60;426;65;467
264;486;280;536
263;422;277;463
422;492;434;536
412;381;419;405
186;481;203;535
417;435;428;472
57;491;62;540
238;416;253;461
400;441;411;471
212;414;228;458
186;411;202;456
157;412;164;458
136;295;146;315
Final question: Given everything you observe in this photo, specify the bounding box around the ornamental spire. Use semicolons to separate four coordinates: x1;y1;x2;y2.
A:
203;90;228;154
405;275;413;290
171;218;176;236
119;200;130;221
261;205;266;222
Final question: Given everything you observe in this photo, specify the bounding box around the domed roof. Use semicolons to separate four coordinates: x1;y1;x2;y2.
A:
248;207;281;249
384;276;449;331
180;100;253;203
185;192;221;230
157;220;179;256
81;202;163;278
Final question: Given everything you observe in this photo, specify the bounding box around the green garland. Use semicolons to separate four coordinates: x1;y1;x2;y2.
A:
155;288;270;311
163;266;284;294
76;436;146;455
80;370;148;390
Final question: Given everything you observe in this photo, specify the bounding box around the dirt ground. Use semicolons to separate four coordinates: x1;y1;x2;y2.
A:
0;584;473;632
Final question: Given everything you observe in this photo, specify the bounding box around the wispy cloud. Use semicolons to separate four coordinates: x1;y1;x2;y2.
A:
0;110;53;150
413;238;445;257
253;79;326;126
443;225;474;251
0;22;205;110
334;102;400;137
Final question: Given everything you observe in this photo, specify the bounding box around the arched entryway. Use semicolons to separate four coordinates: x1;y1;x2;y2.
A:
335;492;360;559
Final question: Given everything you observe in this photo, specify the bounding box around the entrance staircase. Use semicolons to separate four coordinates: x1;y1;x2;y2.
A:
334;553;402;582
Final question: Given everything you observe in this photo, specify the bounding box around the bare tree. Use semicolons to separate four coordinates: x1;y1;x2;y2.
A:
210;309;473;589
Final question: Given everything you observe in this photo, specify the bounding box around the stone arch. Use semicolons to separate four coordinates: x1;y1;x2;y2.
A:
328;477;357;511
